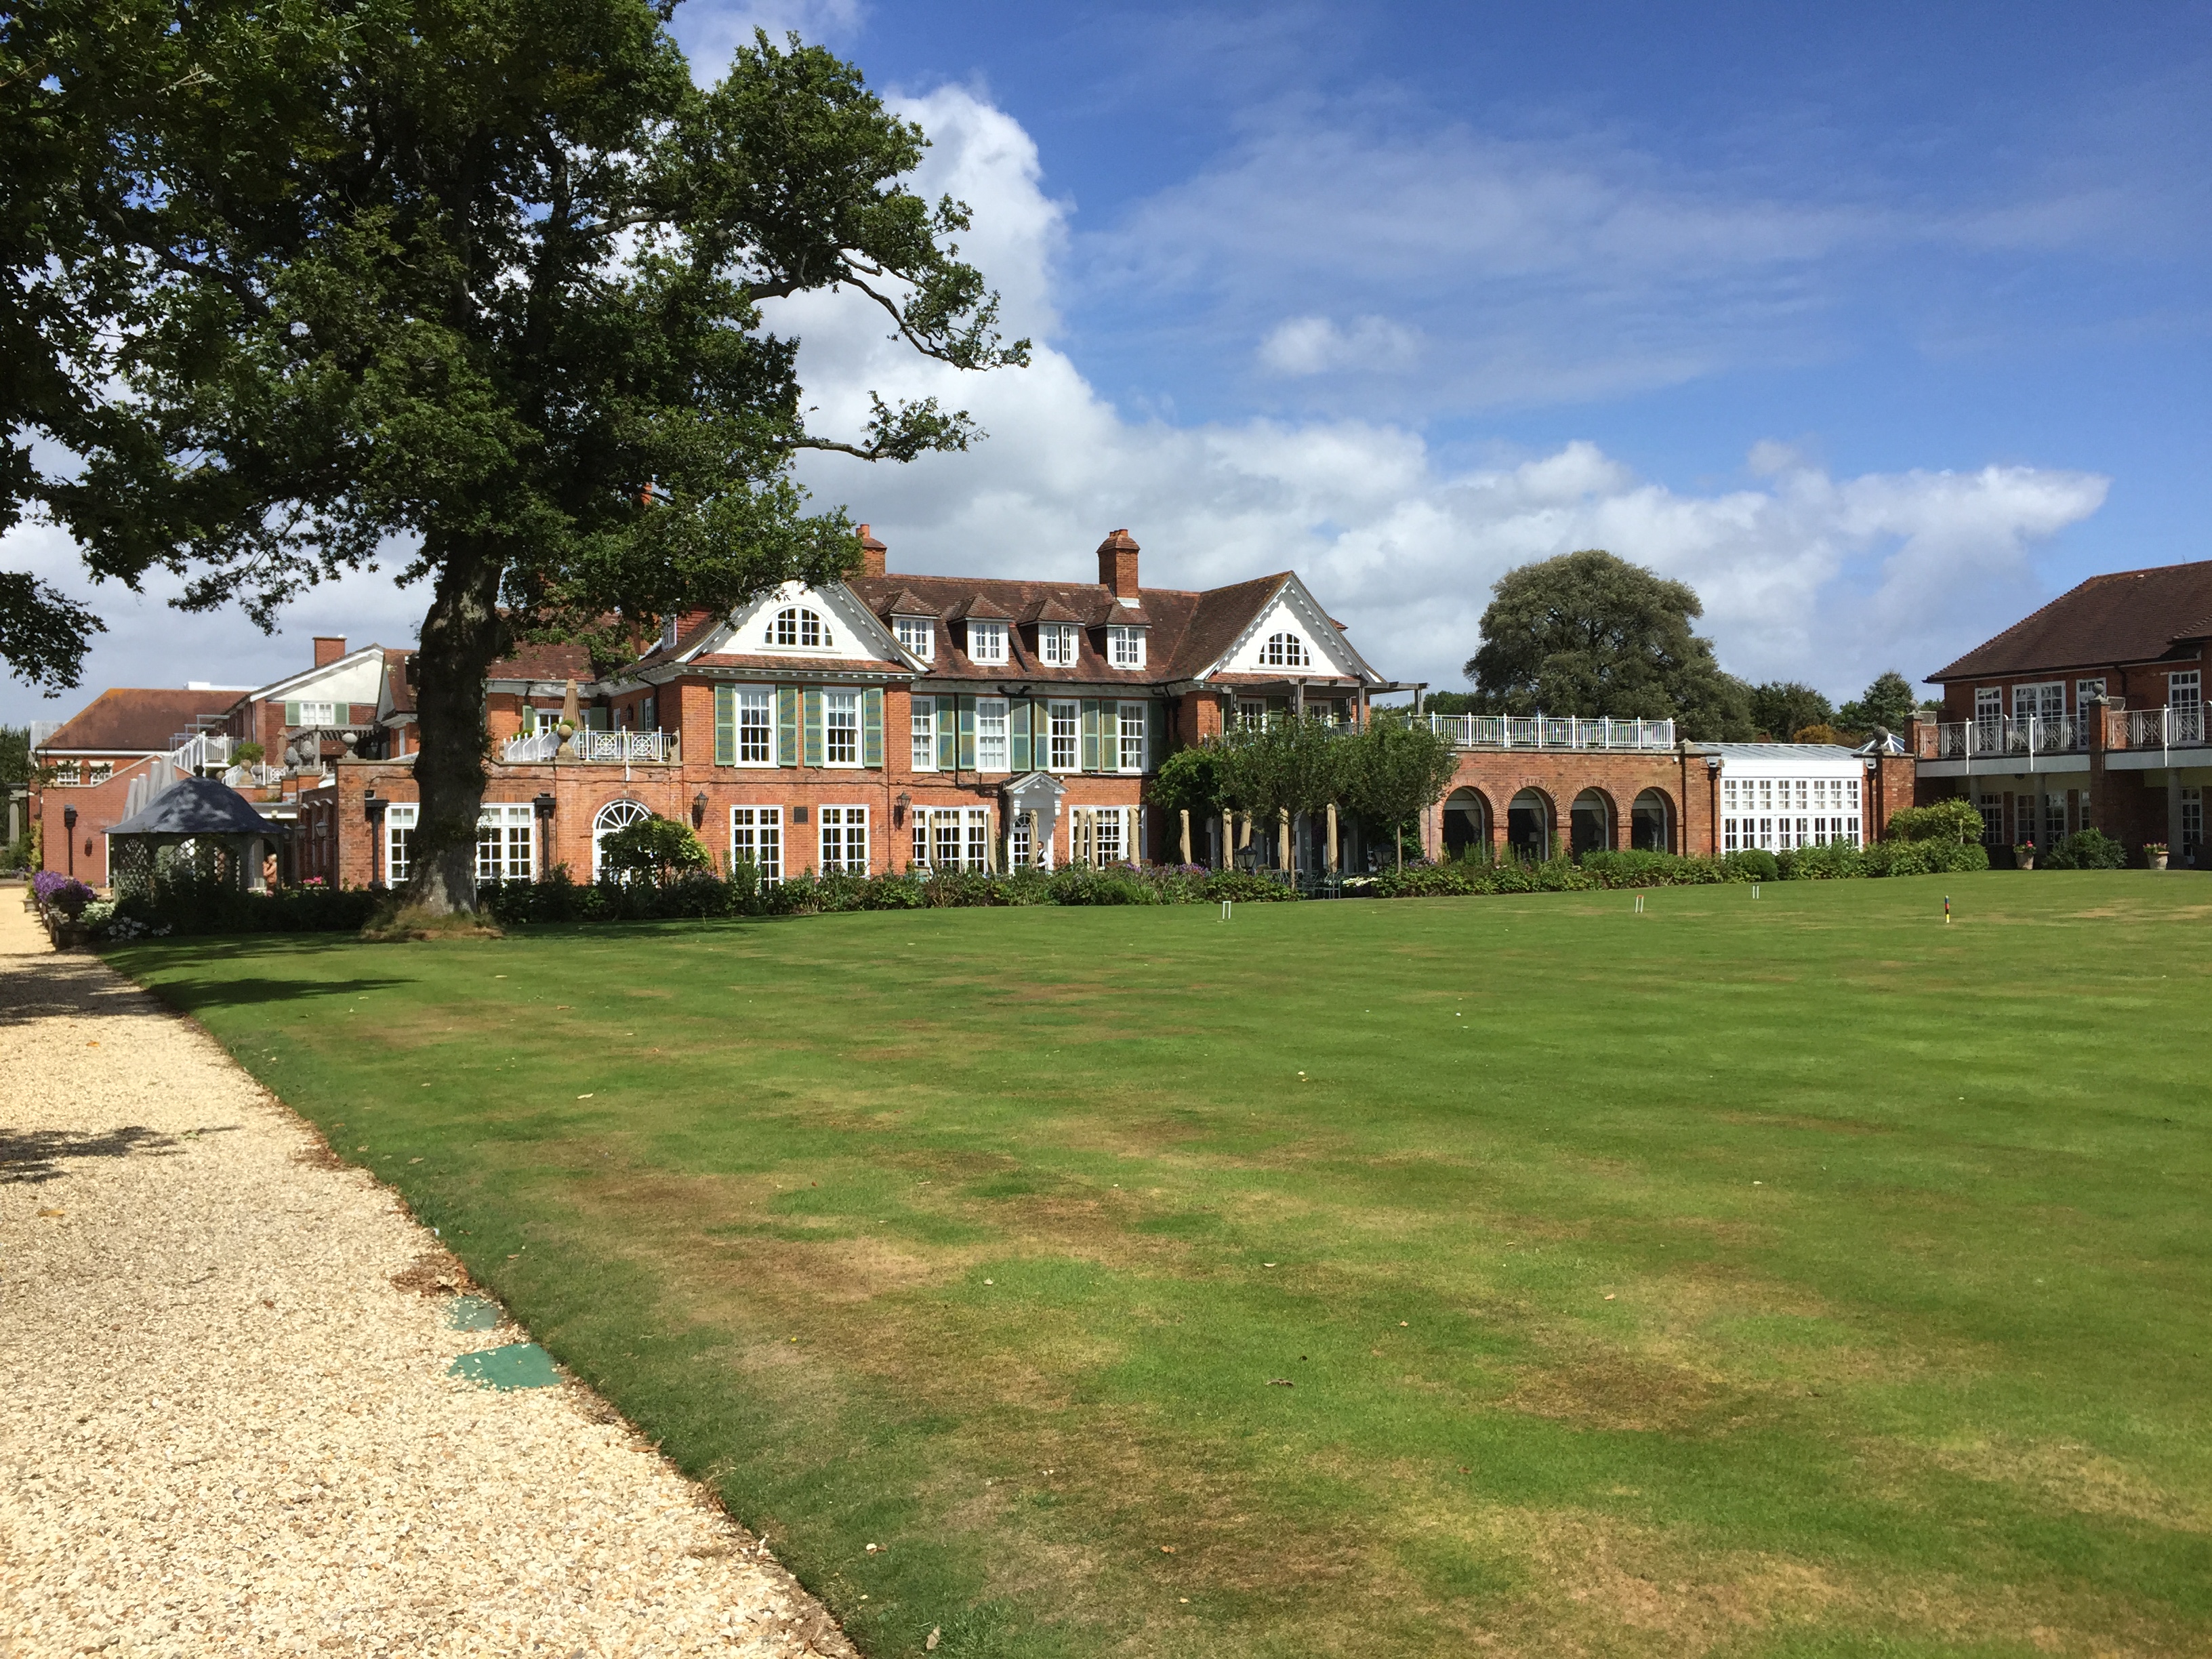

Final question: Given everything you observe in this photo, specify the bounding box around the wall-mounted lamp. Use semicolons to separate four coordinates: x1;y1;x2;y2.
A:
893;790;912;826
532;792;556;819
1703;756;1721;773
691;790;709;827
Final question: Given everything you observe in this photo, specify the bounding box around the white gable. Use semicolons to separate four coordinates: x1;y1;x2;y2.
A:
252;649;387;708
1216;587;1367;679
696;581;902;665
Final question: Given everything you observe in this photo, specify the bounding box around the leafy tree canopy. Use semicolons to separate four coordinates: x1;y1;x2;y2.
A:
1463;550;1753;739
1147;743;1226;817
1837;671;1923;735
595;815;712;882
9;4;1025;911
1748;681;1835;743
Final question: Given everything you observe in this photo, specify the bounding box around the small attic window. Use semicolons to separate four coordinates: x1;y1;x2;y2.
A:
771;607;831;649
894;615;935;660
1260;632;1311;668
660;615;679;652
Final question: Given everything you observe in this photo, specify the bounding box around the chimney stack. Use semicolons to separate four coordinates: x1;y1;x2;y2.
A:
1097;529;1140;602
857;523;887;579
312;636;346;668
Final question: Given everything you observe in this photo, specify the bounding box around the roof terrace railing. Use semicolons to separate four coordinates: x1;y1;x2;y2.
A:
501;729;563;764
1425;713;1675;752
2116;705;2207;751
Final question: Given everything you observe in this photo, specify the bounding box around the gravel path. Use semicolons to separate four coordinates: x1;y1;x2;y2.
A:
0;897;851;1658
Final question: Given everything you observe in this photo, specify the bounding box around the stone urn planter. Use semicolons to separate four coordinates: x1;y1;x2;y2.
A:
2014;847;2036;872
2148;848;2169;872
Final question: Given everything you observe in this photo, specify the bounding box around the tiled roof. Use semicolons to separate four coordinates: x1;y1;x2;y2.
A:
379;648;415;716
36;687;245;754
485;638;601;683
1931;560;2212;680
684;652;910;675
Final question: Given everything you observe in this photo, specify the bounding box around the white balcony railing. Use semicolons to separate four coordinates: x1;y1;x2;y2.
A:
2118;705;2206;751
167;731;234;773
221;762;286;789
1929;714;2089;762
1427;713;1675;752
501;729;564;764
579;729;673;762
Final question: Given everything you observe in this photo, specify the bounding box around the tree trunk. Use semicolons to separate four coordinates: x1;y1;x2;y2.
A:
405;545;508;916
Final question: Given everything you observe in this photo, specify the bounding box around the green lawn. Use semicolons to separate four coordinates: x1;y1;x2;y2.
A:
110;874;2212;1658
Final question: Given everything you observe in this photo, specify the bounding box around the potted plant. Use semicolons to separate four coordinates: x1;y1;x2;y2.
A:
2013;841;2036;871
2144;841;2169;872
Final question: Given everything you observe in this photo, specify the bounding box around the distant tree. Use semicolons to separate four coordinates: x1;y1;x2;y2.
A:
1463;550;1754;739
1837;671;1921;735
1789;722;1858;747
1343;712;1459;870
1748;681;1834;742
1420;690;1482;716
0;724;30;786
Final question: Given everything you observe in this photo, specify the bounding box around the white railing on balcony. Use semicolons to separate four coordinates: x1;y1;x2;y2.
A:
501;729;564;764
2118;705;2207;750
221;762;286;789
1929;715;2090;762
1426;713;1675;751
575;729;672;763
167;731;234;773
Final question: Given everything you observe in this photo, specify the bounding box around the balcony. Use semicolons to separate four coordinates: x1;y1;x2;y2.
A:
1425;713;1675;752
1923;714;2089;762
501;729;674;764
2114;705;2206;752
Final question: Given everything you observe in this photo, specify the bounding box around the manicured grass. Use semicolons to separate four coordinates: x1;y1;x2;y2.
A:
110;874;2212;1657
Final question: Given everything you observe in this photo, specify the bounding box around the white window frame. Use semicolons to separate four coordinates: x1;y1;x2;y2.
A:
2075;677;2106;709
592;798;653;880
1048;699;1080;771
87;761;113;783
295;700;337;726
2012;681;2064;721
968;620;1008;664
1975;687;2003;726
1976;794;2004;846
730;805;783;885
2180;785;2203;855
894;615;935;660
1118;701;1148;773
823;689;861;767
2170;670;2202;710
1070;804;1132;866
385;802;418;884
819;804;869;875
1236;699;1266;731
1008;813;1032;867
1039;623;1078;668
474;802;537;883
1260;632;1310;668
732;686;775;765
660;614;679;651
910;695;937;771
769;607;833;650
976;697;1010;773
1107;626;1147;669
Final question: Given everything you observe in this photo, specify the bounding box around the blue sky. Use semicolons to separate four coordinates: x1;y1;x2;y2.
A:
8;0;2208;722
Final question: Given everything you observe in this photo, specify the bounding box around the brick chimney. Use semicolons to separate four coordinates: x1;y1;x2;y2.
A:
312;636;346;668
1097;529;1140;602
857;523;887;579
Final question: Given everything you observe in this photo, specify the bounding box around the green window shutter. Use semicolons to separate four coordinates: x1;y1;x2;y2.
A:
1101;702;1120;769
937;699;957;770
283;700;301;726
1149;699;1168;769
802;687;823;767
957;697;977;771
863;687;884;768
777;685;799;766
714;685;735;766
1081;700;1101;772
1011;699;1032;772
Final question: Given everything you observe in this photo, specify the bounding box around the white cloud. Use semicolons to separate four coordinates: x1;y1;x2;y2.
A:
1258;314;1421;377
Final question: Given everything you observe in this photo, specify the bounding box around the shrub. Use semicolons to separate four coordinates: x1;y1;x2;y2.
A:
1205;869;1299;903
1722;849;1778;882
33;869;96;918
2039;829;2126;870
1578;849;1734;887
596;815;712;882
1887;800;1984;845
1777;842;1865;880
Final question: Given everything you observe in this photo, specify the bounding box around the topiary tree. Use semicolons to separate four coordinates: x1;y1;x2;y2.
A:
596;815;712;884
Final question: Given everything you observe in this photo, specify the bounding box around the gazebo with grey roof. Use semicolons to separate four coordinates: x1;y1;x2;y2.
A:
105;776;287;896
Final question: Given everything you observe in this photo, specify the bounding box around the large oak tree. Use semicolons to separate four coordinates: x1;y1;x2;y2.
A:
16;1;1024;911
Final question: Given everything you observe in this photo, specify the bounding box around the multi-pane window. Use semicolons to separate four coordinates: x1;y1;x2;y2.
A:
1070;806;1130;865
977;698;1009;771
1976;795;2004;846
1260;632;1309;668
2076;677;2106;708
968;621;1008;663
1048;700;1079;771
910;696;937;771
732;687;773;763
911;806;993;872
819;805;868;874
296;701;337;726
1008;814;1033;867
1720;775;1862;853
474;803;536;882
731;806;783;884
771;607;830;649
2172;671;2203;743
1236;699;1266;731
1107;626;1146;668
385;804;417;884
52;760;81;784
823;689;860;765
1118;701;1147;772
1975;687;2003;727
87;762;113;783
894;615;935;659
2182;787;2203;859
1039;623;1078;667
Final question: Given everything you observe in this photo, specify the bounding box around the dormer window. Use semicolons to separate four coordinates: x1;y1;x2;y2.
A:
1107;625;1147;669
1039;623;1079;667
1260;632;1310;668
968;620;1008;664
771;607;832;649
894;615;935;660
660;614;679;652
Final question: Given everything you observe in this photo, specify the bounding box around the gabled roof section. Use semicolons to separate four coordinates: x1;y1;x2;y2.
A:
881;590;937;618
246;643;390;705
1931;559;2212;681
957;594;1015;621
376;649;415;720
675;580;912;672
35;687;247;754
1030;596;1086;624
1187;572;1386;685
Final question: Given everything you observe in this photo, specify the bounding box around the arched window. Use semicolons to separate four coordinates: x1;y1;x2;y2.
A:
1260;632;1309;668
771;607;830;649
1443;788;1490;857
1507;790;1551;863
1631;789;1673;852
592;798;653;880
1570;790;1612;858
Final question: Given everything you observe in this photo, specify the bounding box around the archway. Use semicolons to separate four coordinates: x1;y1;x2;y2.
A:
1507;789;1551;863
1570;790;1612;857
592;798;653;880
1442;787;1491;859
1631;789;1673;851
